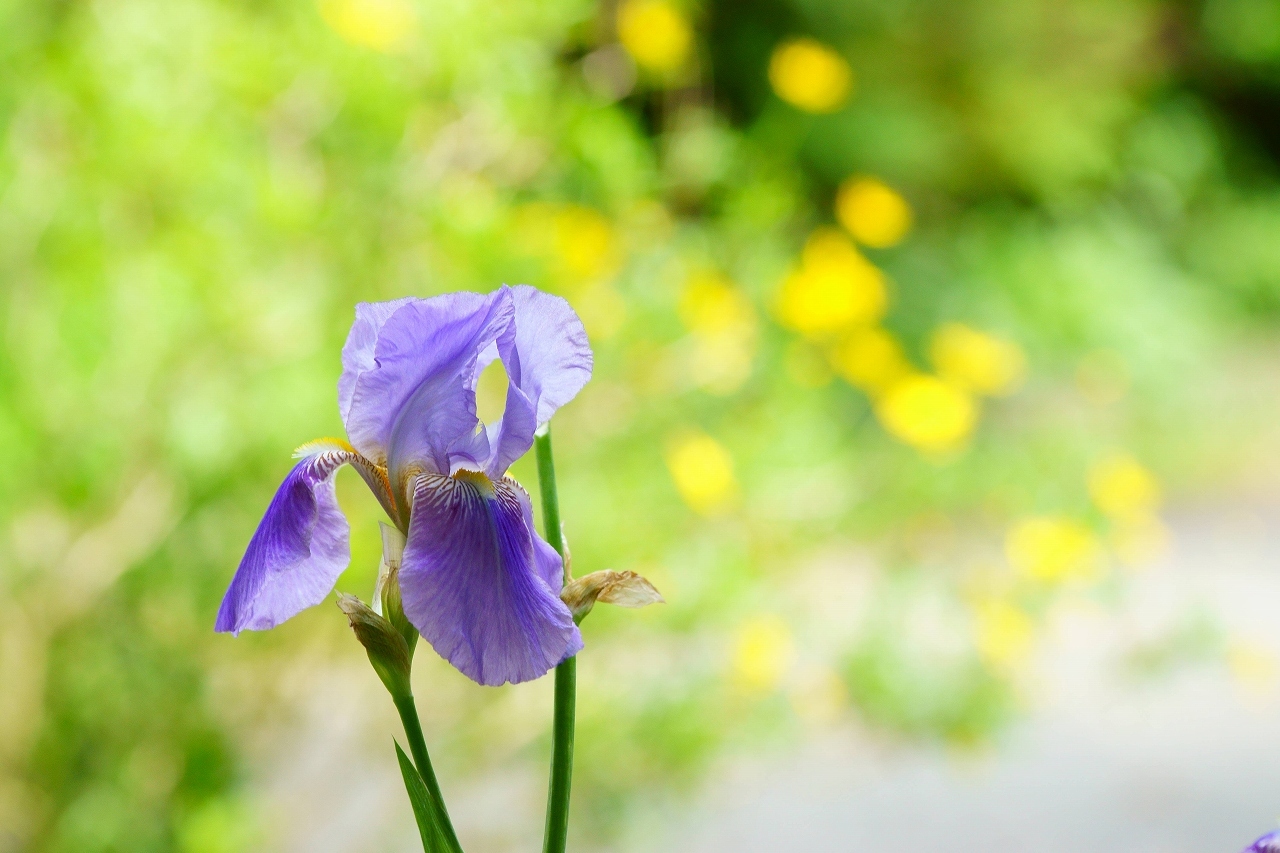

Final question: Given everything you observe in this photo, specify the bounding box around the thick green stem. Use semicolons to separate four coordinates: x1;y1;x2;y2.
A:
536;430;576;853
393;693;462;853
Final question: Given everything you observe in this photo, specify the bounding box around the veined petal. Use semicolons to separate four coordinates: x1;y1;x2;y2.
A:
399;471;583;686
216;441;372;634
514;480;564;591
342;289;515;489
339;297;416;425
485;286;592;477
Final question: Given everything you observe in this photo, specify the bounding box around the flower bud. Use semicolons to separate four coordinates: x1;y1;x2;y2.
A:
560;570;664;624
337;593;413;700
374;522;417;656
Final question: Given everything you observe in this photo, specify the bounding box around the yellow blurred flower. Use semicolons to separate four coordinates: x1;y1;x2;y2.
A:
732;615;794;694
775;228;887;338
1006;516;1102;583
617;0;693;75
679;271;755;335
510;202;622;285
1227;640;1278;697
930;323;1027;397
798;226;859;269
554;205;620;282
574;282;627;341
666;431;737;514
318;0;415;52
1088;453;1161;520
687;336;754;394
679;272;758;394
973;597;1035;671
829;326;910;394
875;374;977;452
1090;452;1166;569
511;201;556;251
836;177;912;248
1110;514;1170;568
768;38;853;113
789;665;847;725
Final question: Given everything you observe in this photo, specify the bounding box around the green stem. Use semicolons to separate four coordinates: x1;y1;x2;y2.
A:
535;430;576;853
393;693;462;853
534;430;568;576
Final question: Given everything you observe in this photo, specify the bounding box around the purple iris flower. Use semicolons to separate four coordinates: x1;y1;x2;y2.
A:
215;285;592;686
1245;831;1280;852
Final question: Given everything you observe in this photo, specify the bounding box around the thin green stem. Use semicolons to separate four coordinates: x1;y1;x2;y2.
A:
394;693;462;853
544;657;576;853
534;430;567;575
535;429;576;853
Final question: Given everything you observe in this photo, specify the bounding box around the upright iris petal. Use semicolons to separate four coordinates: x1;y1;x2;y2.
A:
341;290;514;485
216;285;593;686
485;286;593;477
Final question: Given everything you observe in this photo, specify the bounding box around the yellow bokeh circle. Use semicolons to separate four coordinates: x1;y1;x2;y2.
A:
930;323;1026;397
836;177;912;248
768;38;853;113
774;228;887;338
617;0;693;74
875;374;977;452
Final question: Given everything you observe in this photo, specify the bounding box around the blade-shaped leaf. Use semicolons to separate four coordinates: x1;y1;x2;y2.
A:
395;741;457;853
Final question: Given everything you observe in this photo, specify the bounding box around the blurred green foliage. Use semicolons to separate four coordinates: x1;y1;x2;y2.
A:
3;0;1280;849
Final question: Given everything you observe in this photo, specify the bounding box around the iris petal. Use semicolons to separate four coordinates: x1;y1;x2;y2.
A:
1246;832;1280;853
399;472;582;686
513;479;565;591
339;297;416;426
342;290;514;483
485;286;593;477
216;443;358;634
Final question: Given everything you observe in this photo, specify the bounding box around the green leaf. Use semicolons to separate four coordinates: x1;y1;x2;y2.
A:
395;741;456;853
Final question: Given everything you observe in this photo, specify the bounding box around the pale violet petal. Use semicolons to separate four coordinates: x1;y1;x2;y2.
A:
342;289;514;484
484;286;592;477
398;472;582;686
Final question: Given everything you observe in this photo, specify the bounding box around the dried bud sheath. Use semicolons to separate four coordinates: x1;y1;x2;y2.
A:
560;570;664;623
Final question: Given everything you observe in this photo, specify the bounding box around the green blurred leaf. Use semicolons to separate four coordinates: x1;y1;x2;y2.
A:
395;741;456;853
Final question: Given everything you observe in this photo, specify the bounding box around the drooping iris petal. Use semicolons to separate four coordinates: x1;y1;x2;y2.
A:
341;289;514;481
513;479;564;591
216;442;359;634
485;285;593;477
399;472;583;686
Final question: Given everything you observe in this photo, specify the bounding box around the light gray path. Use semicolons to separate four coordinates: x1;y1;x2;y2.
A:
643;505;1280;853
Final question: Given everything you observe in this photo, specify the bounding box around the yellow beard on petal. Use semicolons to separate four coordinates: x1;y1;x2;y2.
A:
293;437;356;458
452;469;496;498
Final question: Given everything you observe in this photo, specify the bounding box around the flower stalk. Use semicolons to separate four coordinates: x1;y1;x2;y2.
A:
536;429;576;853
393;693;462;853
337;592;462;852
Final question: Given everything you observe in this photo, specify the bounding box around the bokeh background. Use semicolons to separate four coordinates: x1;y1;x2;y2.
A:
4;0;1280;850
